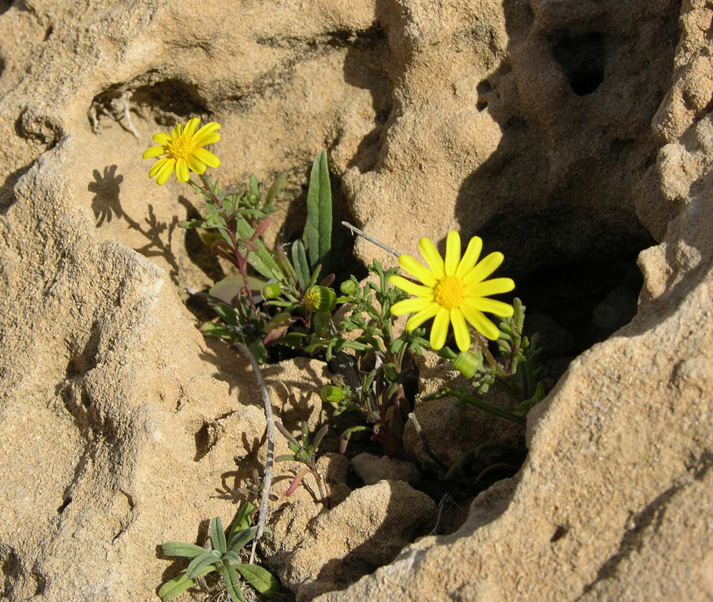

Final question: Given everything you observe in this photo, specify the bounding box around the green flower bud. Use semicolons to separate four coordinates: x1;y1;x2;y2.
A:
321;385;346;403
304;285;336;312
452;349;483;379
261;283;282;300
339;280;358;296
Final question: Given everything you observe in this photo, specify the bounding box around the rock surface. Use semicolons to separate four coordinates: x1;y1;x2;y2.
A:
0;1;711;602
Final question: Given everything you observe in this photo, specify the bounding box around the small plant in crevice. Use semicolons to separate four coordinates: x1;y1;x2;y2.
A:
140;116;547;595
158;502;279;602
275;421;330;506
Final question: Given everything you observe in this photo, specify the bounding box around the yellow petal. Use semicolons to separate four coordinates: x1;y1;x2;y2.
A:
194;148;220;168
194;132;220;147
469;297;514;317
187;155;207;175
389;275;434;298
405;303;440;331
462;252;505;285
444;231;461;276
152;132;171;145
148;157;168;179
398;255;437;287
456;236;483;278
184;118;201;136
461;303;500;340
391;296;434;316
418;237;444;278
468;277;515;297
155;158;176;185
171;124;182;138
193;122;221;145
429;307;450;350
451;308;471;352
176;158;190;182
142;145;165;159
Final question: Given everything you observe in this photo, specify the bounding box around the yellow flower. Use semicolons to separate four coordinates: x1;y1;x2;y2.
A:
390;231;515;351
142;118;221;185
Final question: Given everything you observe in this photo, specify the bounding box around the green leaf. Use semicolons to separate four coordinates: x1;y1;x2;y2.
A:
186;551;221;580
158;566;216;601
210;274;267;305
211;517;227;555
180;219;205;229
235;218;282;280
291;239;311;290
235;564;281;596
201;323;240;341
303;150;332;273
265;171;288;207
249;174;260;204
223;550;242;565
230;501;257;536
222;564;248;602
228;526;258;554
161;541;209;559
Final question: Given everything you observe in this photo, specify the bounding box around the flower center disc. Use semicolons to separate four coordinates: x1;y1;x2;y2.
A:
166;136;195;161
433;275;468;309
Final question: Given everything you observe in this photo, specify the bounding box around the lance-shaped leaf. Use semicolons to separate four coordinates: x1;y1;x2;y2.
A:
264;171;288;208
186;550;221;580
303;150;332;273
222;563;248;602
161;541;209;559
229;501;256;538
235;217;282;280
291;239;311;291
228;525;259;554
235;564;281;596
158;565;216;601
210;517;226;554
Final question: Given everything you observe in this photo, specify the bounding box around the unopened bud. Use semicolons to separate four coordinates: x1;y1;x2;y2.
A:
304;285;336;312
452;350;482;379
261;283;282;300
321;385;346;403
339;280;358;296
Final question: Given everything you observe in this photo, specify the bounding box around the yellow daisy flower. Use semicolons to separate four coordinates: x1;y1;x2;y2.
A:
142;118;221;185
390;231;515;351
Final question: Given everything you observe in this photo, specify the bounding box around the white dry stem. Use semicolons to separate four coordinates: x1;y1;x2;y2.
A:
236;343;275;564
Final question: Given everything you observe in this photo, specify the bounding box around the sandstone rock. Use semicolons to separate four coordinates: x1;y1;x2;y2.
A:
271;480;436;601
351;452;422;485
0;0;711;601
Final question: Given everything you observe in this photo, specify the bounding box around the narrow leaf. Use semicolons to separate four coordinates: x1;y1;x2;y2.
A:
210;517;226;555
230;501;256;537
222;564;248;602
265;171;288;206
158;566;216;601
303;150;332;273
228;526;258;554
186;551;221;580
161;541;208;559
291;239;311;290
235;217;282;280
235;564;281;596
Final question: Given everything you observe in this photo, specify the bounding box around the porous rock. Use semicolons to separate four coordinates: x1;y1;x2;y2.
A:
270;479;436;601
0;0;711;601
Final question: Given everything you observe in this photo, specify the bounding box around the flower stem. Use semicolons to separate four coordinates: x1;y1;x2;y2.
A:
341;221;402;257
236;343;275;563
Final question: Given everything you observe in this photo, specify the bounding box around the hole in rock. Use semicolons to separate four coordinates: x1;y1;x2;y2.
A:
551;524;568;542
552;33;606;96
57;496;72;514
130;79;209;124
477;204;651;389
0;0;11;16
194;422;218;462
